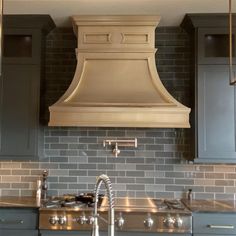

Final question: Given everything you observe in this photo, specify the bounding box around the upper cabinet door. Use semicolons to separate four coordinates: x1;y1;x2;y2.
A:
197;65;236;163
198;28;236;65
0;65;40;159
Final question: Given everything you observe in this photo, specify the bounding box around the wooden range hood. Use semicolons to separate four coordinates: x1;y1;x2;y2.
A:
49;15;190;128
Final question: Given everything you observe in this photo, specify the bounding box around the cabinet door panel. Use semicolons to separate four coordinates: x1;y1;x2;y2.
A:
116;233;191;236
194;235;230;236
197;65;236;163
0;230;38;236
193;213;236;234
39;230;90;236
0;208;38;229
0;64;40;159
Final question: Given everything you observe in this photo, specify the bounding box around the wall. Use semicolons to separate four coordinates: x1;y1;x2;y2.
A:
0;27;236;200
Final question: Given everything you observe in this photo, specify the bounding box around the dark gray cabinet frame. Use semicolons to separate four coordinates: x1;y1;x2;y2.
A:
181;13;236;163
0;15;55;161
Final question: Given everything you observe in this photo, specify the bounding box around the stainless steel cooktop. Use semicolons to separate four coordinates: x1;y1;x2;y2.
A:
100;197;188;212
39;196;192;233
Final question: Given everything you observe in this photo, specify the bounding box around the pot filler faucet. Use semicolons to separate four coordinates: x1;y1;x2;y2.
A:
92;174;115;236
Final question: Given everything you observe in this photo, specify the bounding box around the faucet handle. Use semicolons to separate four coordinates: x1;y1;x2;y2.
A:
43;170;48;178
187;189;192;201
87;216;95;225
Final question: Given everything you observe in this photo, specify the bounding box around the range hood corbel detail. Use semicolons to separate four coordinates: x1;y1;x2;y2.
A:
49;15;190;128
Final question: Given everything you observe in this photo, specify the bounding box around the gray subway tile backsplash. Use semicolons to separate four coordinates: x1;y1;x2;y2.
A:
194;193;214;199
59;177;77;183
215;180;234;186
205;173;225;179
1;190;20;196
12;183;30;189
0;26;236;200
215;193;235;200
69;170;87;176
126;184;145;191
165;172;185;178
50;183;68;189
106;171;126;177
0;170;11;175
165;185;185;192
155;192;174;198
174;179;194;185
0;183;11;188
205;186;224;193
117;178;135;184
1;163;20;169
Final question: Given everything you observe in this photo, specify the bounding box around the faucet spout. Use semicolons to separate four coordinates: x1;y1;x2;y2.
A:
92;174;115;236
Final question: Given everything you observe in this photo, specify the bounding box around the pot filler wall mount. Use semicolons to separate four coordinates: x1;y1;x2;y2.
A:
48;15;190;128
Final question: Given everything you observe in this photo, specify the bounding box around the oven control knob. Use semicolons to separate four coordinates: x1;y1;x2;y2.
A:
77;215;88;225
87;216;95;225
49;216;58;225
174;215;183;228
164;214;174;227
116;215;125;228
58;216;67;225
144;216;154;229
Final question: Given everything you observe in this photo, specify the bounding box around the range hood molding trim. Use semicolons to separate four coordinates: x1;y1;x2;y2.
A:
49;15;190;128
49;106;190;128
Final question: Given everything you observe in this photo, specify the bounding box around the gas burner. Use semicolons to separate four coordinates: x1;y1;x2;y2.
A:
153;199;169;210
152;199;186;211
62;201;87;209
62;200;76;206
164;200;185;210
40;192;104;209
43;201;61;209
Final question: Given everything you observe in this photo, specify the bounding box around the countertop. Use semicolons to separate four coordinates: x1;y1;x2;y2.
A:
182;199;236;213
0;196;39;208
2;196;236;212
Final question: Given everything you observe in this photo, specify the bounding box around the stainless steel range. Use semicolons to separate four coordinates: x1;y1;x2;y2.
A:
39;195;192;234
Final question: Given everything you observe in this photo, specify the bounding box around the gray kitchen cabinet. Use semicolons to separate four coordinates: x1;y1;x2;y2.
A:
197;65;236;163
181;14;236;163
0;208;38;236
0;15;55;160
39;231;191;236
194;235;229;236
0;65;40;158
115;233;191;236
193;213;236;236
0;230;38;236
39;231;89;236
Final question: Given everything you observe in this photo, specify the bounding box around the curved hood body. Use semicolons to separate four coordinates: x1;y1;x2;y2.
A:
49;15;190;128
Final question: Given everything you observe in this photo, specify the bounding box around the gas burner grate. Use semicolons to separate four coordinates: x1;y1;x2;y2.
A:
41;192;104;209
164;199;186;210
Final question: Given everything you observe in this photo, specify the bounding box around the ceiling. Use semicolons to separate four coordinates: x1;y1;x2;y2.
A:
4;0;235;26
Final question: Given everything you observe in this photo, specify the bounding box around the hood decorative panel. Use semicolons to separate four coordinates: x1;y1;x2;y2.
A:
49;15;190;127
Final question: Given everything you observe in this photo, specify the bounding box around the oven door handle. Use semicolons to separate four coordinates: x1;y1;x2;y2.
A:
0;218;24;225
207;224;234;229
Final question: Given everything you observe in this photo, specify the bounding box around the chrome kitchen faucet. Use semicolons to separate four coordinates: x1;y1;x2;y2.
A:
92;174;114;236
